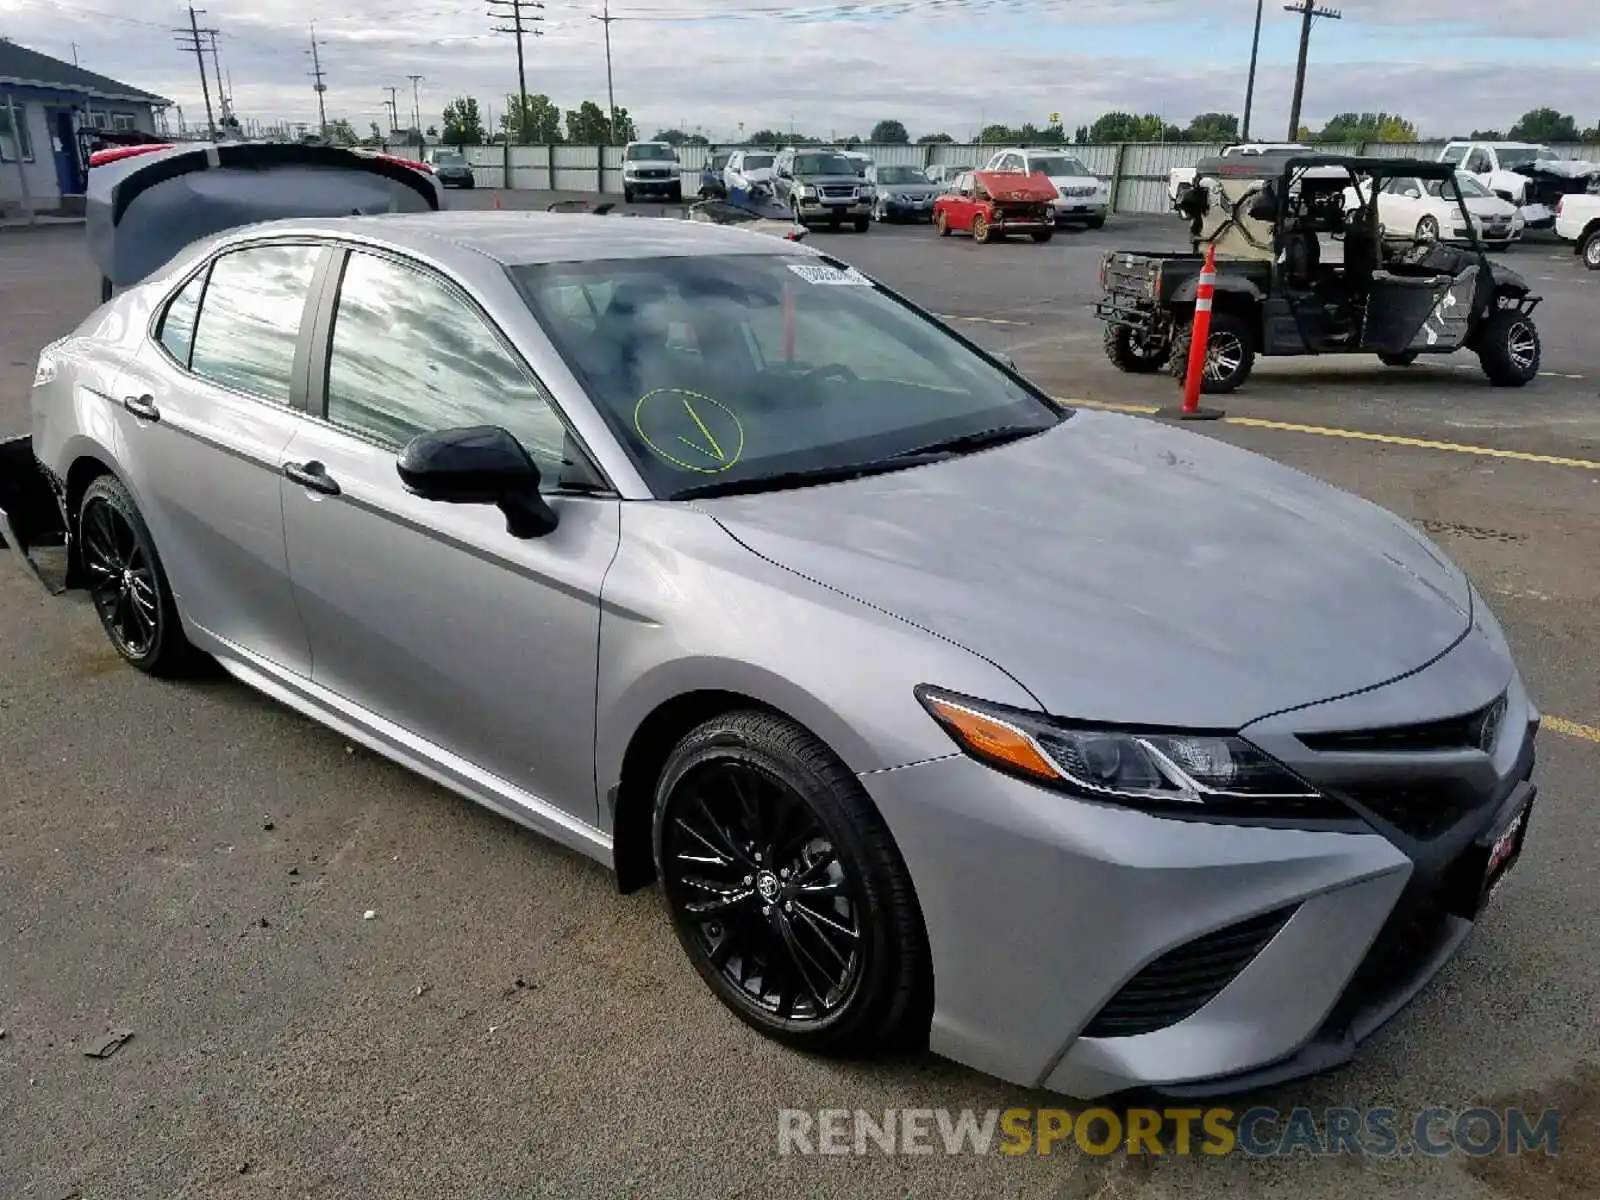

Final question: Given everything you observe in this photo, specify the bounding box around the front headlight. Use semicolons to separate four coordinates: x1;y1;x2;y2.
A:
859;184;875;198
801;185;818;199
916;686;1327;816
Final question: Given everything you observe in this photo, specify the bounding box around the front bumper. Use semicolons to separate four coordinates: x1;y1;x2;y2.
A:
1052;197;1107;224
864;622;1538;1098
795;198;872;223
0;434;68;594
624;175;681;195
881;195;936;220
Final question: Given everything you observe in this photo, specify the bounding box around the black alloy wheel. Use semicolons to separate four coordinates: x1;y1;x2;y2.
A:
77;474;197;675
653;711;927;1051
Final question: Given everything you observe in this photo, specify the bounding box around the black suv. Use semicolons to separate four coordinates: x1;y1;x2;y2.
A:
772;148;875;232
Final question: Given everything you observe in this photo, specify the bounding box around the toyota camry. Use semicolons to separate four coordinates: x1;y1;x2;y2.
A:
0;154;1539;1101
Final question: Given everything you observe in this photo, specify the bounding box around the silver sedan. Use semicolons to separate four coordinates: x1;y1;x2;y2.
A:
2;211;1541;1099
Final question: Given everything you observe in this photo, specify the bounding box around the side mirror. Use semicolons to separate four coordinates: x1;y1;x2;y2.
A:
397;425;559;539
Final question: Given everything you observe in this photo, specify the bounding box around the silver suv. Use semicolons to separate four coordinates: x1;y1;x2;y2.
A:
772;147;875;232
621;141;682;204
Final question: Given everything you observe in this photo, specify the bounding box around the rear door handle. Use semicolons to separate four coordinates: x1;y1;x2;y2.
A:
283;460;341;496
122;394;160;421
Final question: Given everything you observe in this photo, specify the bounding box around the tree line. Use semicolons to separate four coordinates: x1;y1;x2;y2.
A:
439;95;639;146
432;102;1600;149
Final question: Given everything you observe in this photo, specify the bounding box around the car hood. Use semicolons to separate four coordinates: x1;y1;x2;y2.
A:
884;183;939;198
1465;196;1515;217
701;411;1473;729
739;167;776;181
1046;174;1101;190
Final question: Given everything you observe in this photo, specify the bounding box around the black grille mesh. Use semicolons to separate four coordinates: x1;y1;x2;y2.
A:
1083;905;1298;1038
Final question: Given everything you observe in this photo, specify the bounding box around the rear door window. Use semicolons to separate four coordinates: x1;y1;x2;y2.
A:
188;243;323;404
156;269;207;369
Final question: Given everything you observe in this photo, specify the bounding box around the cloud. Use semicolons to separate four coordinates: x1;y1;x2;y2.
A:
2;0;1595;138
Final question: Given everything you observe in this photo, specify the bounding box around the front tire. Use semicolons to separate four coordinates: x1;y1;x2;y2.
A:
854;216;870;233
1087;215;1107;230
1416;215;1440;242
653;711;928;1052
1379;350;1419;367
78;475;199;677
972;214;992;244
1104;323;1169;373
1477;309;1541;387
1167;311;1256;394
1030;229;1053;243
623;185;636;204
669;184;683;204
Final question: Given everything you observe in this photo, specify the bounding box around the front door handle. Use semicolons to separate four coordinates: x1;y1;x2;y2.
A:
283;460;341;496
122;393;160;421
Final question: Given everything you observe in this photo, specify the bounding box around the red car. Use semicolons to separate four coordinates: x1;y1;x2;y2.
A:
933;170;1057;243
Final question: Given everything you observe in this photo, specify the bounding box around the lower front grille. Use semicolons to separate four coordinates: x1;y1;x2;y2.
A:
1333;779;1485;840
1082;906;1298;1038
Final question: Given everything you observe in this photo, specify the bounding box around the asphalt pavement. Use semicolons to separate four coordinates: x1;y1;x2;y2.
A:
1;200;1598;1199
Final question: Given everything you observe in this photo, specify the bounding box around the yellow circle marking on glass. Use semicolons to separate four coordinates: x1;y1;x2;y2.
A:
633;388;746;474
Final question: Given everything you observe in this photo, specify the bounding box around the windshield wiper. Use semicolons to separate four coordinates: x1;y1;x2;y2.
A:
888;424;1044;459
669;455;946;501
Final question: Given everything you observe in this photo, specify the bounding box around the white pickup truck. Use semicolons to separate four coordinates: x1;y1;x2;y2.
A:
1168;143;1309;207
1555;193;1600;269
1440;141;1600;230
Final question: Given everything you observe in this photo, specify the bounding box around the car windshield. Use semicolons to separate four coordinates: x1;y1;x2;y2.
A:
510;254;1062;499
1029;155;1091;177
1496;148;1553;169
878;166;929;184
1431;174;1492;199
434;152;466;166
744;154;775;169
794;153;855;175
627;144;676;161
710;154;730;169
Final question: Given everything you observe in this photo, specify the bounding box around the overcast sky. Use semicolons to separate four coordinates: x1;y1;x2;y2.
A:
2;0;1596;140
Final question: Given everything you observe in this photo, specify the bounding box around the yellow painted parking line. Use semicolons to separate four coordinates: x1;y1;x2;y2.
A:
1058;397;1600;471
1545;716;1600;745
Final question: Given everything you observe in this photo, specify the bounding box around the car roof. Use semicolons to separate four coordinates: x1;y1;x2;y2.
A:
212;210;810;267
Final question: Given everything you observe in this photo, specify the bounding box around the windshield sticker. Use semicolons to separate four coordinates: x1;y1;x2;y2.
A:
633;388;746;474
786;263;871;287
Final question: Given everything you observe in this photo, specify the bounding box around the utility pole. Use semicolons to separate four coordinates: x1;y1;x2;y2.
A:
1241;0;1263;141
307;22;329;139
203;30;231;124
407;74;424;135
172;7;216;139
70;42;79;66
1284;1;1341;141
488;0;544;145
590;0;618;145
383;87;400;135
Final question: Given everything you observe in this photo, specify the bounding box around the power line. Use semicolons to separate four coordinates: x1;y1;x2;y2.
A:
488;0;544;144
171;6;216;139
1284;1;1341;140
307;21;329;138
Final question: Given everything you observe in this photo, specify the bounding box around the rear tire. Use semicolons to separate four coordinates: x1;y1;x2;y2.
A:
1167;311;1255;394
1379;350;1419;367
1582;227;1600;271
935;211;951;237
652;710;929;1054
1477;310;1541;387
1104;324;1169;373
77;475;201;678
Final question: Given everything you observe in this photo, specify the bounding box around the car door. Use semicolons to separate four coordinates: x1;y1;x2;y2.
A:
1379;177;1422;232
949;174;978;230
108;240;329;675
724;151;742;191
278;244;621;822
